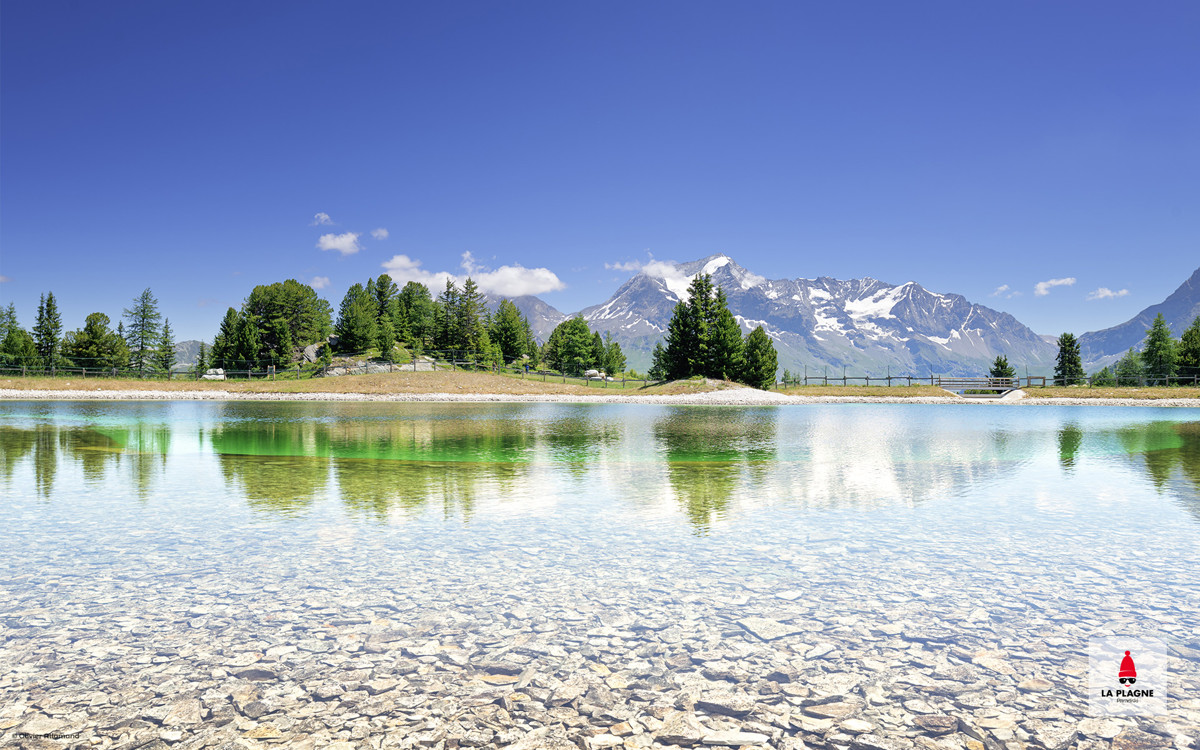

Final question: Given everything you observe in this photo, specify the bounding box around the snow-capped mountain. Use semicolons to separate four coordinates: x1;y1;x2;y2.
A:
576;254;1058;376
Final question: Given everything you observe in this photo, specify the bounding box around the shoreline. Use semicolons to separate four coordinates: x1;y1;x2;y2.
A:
4;387;1200;407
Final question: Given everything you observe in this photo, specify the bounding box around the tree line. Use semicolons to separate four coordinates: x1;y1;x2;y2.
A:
1026;313;1200;386
0;275;627;377
0;289;178;375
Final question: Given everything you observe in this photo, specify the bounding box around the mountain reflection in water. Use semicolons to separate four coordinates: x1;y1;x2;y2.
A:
1;403;1198;531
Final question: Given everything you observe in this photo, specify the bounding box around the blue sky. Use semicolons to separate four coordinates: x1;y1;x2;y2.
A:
2;1;1197;341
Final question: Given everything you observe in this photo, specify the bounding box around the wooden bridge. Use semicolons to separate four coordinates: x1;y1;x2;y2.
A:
935;377;1021;397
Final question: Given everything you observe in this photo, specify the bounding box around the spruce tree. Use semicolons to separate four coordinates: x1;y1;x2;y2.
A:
457;277;488;354
603;331;625;376
1115;348;1144;386
196;342;209;375
648;342;668;381
211;308;240;369
334;283;378;353
490;299;526;362
989;355;1015;379
740;326;778;389
32;292;63;365
1091;366;1116;387
123;288;162;377
376;318;396;360
663;301;696;380
1053;333;1085;386
0;303;17;343
1179;316;1200;377
372;275;398;327
1141;313;1178;382
708;290;744;381
156;319;177;375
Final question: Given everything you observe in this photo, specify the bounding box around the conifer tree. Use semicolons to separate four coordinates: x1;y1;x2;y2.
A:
490;299;527;362
0;303;17;343
376;318;396;359
603;331;625;376
211;308;240;369
648;342;668;381
1091;366;1116;386
989;355;1015;379
123;288;162;377
33;292;63;365
740;326;778;389
372;275;398;327
156;319;177;375
195;342;209;375
708;290;744;381
1053;333;1085;386
1141;313;1178;382
1179;316;1200;377
334;283;378;352
1115;348;1144;386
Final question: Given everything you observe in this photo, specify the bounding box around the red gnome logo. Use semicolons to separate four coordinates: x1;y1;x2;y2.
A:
1118;650;1137;686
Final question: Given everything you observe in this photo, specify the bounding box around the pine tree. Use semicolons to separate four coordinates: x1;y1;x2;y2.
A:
376;318;396;359
155;319;177;375
372;275;398;327
232;312;262;367
543;317;594;375
1179;316;1200;377
648;342;668;381
1141;313;1178;382
989;355;1015;379
708;290;744;381
123;288;162;377
458;277;488;354
490;299;526;362
1054;333;1085;386
603;331;625;376
521;316;538;360
32;291;63;365
196;342;209;375
211;308;240;369
395;281;434;346
740;326;778;389
663;301;696;380
334;283;378;353
1091;366;1116;386
1115;348;1144;386
0;302;17;343
433;279;460;350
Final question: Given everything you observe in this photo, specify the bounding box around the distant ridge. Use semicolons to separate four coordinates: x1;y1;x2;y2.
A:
1080;266;1200;366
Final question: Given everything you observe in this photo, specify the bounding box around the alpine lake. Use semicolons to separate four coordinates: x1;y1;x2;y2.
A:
1;401;1199;750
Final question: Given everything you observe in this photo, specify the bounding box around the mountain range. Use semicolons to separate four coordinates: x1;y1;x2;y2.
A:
495;255;1200;377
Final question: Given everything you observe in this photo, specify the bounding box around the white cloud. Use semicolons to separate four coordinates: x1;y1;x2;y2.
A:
380;255;457;291
310;276;331;290
605;260;643;272
0;275;10;283
317;232;362;256
380;253;566;298
1087;287;1129;301
371;228;389;240
312;212;333;226
990;284;1021;299
642;260;693;301
1034;277;1076;296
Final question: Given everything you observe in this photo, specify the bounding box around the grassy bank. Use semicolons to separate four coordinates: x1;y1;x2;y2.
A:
1020;385;1200;400
0;371;737;397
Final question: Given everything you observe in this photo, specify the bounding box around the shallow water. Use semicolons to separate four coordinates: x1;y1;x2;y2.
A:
2;401;1198;747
